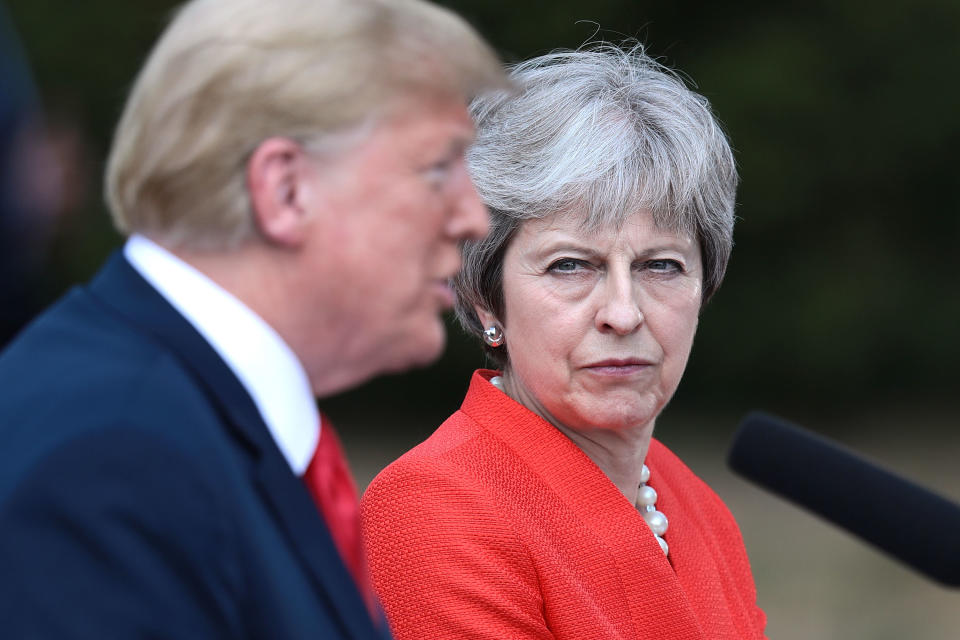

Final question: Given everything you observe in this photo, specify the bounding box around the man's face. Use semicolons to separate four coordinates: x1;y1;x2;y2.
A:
297;97;488;394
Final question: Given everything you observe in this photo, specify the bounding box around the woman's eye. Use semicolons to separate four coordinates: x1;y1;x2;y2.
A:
548;258;583;273
645;259;683;273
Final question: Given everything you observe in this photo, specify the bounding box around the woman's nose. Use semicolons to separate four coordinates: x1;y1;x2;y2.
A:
594;271;643;335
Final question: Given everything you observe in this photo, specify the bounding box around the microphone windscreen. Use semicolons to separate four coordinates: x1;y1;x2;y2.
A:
728;412;960;587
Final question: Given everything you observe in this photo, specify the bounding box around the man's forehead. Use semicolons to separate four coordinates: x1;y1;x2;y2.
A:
371;97;475;150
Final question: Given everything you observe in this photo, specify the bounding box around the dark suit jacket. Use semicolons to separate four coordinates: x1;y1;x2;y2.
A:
0;252;390;639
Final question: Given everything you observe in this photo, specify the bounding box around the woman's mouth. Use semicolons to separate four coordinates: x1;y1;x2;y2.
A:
583;358;655;376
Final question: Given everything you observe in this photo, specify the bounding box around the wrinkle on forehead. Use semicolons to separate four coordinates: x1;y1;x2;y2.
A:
530;208;695;247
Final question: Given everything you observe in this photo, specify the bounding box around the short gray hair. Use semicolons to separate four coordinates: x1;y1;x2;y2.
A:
106;0;507;249
453;43;738;366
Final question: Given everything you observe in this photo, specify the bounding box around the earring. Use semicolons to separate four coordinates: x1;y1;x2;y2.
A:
483;325;504;347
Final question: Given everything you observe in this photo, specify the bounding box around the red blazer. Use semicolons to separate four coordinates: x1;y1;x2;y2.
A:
361;370;767;640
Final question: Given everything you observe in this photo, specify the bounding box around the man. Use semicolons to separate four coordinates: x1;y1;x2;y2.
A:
0;0;507;637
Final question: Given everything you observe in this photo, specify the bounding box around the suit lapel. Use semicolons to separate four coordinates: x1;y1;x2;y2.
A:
255;453;384;640
88;251;384;640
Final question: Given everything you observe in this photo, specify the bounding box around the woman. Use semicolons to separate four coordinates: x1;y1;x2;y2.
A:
361;44;767;640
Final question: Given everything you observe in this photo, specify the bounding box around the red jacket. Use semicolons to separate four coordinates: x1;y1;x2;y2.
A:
362;370;767;639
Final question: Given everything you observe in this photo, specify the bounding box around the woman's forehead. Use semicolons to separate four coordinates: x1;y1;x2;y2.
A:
516;209;694;244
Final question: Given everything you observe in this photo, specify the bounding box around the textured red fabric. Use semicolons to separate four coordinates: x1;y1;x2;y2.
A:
361;370;767;640
303;418;375;616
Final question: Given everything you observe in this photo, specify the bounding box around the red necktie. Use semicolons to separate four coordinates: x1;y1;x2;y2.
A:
302;418;376;618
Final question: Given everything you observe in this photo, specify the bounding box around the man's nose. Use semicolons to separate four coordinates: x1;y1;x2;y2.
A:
446;169;490;240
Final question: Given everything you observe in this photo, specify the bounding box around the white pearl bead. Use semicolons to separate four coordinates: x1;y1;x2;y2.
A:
636;484;658;507
490;376;504;391
656;535;669;556
643;509;669;537
635;466;669;558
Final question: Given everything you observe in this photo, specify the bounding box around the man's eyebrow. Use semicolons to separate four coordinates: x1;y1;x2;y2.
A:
446;135;472;157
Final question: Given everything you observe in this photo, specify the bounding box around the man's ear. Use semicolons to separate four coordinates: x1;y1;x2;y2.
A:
246;137;313;247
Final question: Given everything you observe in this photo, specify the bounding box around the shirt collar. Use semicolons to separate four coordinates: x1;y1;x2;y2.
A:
123;234;319;474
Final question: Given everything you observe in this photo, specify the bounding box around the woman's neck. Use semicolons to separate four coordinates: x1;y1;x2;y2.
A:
553;422;654;504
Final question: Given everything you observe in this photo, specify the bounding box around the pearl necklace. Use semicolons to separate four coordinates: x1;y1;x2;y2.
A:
637;463;669;557
491;376;670;557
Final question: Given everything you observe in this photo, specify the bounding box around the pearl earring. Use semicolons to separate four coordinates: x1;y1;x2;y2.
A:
482;325;504;347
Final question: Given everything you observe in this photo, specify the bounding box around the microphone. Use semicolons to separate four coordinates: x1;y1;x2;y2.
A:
728;411;960;587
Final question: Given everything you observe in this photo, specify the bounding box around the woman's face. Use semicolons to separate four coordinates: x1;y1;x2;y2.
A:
485;209;703;434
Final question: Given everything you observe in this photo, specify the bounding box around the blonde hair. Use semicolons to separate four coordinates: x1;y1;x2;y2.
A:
106;0;506;248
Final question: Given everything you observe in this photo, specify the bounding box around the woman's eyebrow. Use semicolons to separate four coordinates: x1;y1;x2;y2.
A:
527;242;607;264
532;240;695;260
534;241;597;256
633;243;696;258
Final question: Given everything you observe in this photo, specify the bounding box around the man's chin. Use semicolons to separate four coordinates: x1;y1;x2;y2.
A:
393;325;447;372
315;322;448;395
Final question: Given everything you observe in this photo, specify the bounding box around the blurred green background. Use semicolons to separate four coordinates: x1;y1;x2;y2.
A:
4;1;959;636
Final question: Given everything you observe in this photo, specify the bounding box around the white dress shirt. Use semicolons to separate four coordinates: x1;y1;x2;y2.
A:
124;234;319;474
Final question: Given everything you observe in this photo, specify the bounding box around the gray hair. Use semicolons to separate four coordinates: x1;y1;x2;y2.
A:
453;43;738;366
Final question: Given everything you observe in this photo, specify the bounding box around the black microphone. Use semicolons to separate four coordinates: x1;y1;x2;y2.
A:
728;411;960;587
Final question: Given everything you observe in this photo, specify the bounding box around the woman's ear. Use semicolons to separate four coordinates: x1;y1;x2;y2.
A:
474;305;501;330
246;137;312;248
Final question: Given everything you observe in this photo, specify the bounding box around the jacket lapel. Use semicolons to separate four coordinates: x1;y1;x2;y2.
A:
88;251;384;640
